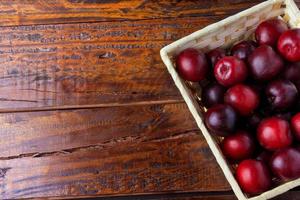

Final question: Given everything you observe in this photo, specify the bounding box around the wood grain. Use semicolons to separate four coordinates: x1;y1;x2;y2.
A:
132;193;235;200
0;0;297;111
0;0;264;26
0;133;229;199
1;1;299;200
0;17;220;46
0;103;198;158
37;190;300;200
116;191;300;200
0;17;221;111
141;194;235;200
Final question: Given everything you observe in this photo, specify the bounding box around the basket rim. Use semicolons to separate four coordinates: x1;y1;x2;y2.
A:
160;0;300;200
160;0;293;56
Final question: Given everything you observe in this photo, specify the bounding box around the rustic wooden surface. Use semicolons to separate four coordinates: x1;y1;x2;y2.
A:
0;0;299;199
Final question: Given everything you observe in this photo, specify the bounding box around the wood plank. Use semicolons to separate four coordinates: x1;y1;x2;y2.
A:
0;40;178;110
34;190;300;199
133;194;235;200
0;17;220;46
118;193;235;200
0;133;230;199
0;17;221;111
0;103;198;158
0;15;228;111
0;0;264;26
0;1;298;111
112;191;300;200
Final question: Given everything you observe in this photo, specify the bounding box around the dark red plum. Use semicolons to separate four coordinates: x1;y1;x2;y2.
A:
176;48;209;82
202;83;226;107
255;19;288;47
248;45;284;81
291;113;300;140
207;48;226;67
278;29;300;62
236;160;271;194
256;151;273;164
283;62;300;91
257;117;292;151
224;84;259;116
221;131;255;161
231;41;256;61
214;56;248;87
270;148;300;180
205;104;238;137
265;79;298;111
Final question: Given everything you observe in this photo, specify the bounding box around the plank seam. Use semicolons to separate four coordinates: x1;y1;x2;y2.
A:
0;99;184;114
0;129;199;160
0;15;235;29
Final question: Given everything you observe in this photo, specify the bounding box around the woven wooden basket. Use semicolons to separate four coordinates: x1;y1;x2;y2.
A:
160;0;300;200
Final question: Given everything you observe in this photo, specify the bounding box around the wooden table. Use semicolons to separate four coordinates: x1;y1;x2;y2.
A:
0;1;299;199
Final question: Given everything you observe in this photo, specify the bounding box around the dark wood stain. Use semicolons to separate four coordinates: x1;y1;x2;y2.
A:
0;168;10;179
0;17;223;111
0;0;299;199
0;134;229;199
0;0;266;26
68;0;121;3
0;103;199;158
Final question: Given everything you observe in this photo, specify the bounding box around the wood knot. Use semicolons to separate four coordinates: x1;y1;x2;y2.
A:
0;168;11;178
97;52;116;59
68;0;120;4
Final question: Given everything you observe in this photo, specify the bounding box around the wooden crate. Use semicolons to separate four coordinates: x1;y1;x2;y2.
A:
160;0;300;199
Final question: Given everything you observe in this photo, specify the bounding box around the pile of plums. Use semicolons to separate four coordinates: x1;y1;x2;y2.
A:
176;18;300;195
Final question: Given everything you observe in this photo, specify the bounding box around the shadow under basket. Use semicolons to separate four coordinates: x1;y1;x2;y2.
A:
160;0;300;200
